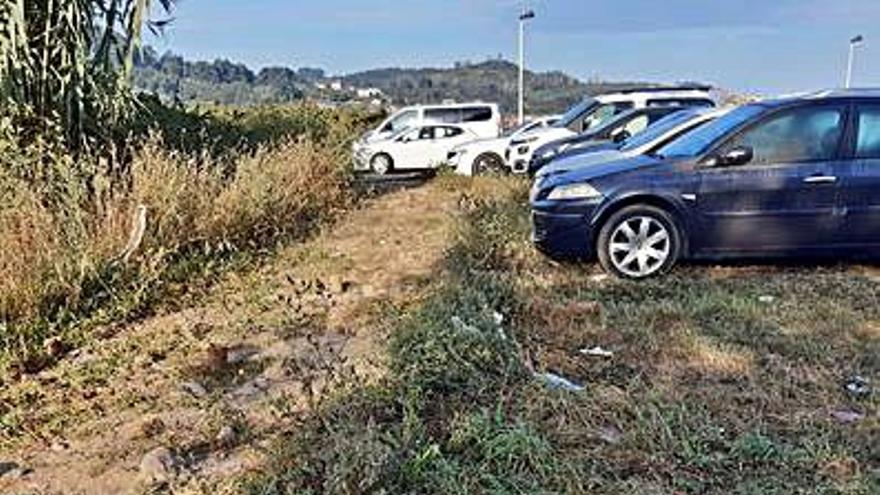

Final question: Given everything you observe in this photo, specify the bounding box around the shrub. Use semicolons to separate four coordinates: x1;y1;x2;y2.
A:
0;115;356;373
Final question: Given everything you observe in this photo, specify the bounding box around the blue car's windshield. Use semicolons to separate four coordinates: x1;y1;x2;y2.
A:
619;109;702;152
656;104;766;158
554;99;597;128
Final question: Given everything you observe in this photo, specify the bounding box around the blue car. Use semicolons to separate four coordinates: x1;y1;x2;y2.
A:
531;89;880;279
528;106;689;175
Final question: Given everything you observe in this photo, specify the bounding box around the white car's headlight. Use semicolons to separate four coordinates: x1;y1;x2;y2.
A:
547;183;602;201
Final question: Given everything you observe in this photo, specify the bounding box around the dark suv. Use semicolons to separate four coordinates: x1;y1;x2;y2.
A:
530;90;880;278
527;106;689;175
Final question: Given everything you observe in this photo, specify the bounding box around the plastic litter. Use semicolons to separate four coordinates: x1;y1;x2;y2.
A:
831;409;864;424
450;316;480;335
492;311;505;326
758;295;776;304
844;375;871;398
597;425;623;444
579;346;614;358
535;371;585;392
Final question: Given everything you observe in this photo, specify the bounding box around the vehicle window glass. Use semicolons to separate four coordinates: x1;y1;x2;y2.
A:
442;127;464;138
648;98;714;108
723;105;844;164
581;104;619;132
387;110;419;132
554;99;597;128
462;107;493;122
658;105;765;158
623;115;650;135
856;106;880;159
418;127;436;140
425;108;461;124
400;128;420;142
620;110;701;151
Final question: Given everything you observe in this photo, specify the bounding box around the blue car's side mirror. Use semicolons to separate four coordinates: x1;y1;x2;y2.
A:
704;145;754;167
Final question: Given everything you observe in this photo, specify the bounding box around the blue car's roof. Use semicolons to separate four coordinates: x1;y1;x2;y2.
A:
757;88;880;108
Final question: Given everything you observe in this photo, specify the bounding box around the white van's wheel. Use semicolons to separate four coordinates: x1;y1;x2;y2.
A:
371;154;393;175
472;153;507;176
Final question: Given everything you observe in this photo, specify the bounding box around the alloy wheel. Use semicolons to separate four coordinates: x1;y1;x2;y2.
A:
608;216;671;278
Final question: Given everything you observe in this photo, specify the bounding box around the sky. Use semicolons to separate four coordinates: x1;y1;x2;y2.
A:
147;0;880;95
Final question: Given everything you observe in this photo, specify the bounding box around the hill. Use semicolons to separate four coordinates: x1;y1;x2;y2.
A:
342;59;649;115
133;51;652;115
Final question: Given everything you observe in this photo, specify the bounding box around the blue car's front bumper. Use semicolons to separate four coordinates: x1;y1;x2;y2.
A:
530;205;596;259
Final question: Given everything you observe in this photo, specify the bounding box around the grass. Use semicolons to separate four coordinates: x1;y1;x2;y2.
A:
0;104;369;379
241;177;880;494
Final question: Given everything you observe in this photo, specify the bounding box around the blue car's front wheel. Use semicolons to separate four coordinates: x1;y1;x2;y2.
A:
597;205;682;279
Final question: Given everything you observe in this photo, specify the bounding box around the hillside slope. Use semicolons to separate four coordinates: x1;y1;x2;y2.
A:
134;51;651;114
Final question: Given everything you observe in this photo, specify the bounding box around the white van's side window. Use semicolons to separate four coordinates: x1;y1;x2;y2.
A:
462;107;493;122
425;108;461;124
383;110;419;132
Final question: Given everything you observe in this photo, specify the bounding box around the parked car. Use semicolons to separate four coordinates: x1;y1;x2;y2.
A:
527;106;687;175
530;89;880;279
447;116;561;176
536;107;730;179
356;103;501;146
506;85;715;174
354;124;478;174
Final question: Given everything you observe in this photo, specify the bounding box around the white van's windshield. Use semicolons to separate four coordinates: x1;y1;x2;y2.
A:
554;99;598;129
381;109;418;133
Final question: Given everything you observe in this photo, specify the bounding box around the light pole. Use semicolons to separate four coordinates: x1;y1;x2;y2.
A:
518;6;535;125
845;35;864;89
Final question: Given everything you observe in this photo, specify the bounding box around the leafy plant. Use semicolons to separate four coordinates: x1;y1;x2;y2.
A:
0;0;175;152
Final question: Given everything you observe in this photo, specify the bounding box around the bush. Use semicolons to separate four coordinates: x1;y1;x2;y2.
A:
0;109;358;373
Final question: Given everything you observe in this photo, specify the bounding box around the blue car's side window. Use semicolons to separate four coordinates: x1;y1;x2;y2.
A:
856;106;880;159
724;106;844;165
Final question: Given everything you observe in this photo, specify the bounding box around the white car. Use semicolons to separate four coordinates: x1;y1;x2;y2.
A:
447;116;560;176
354;124;479;174
356;102;501;146
506;85;716;174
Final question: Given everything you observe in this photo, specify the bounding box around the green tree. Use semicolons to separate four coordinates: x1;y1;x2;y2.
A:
0;0;176;151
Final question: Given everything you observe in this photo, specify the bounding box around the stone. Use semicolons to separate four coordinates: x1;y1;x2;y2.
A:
43;336;66;359
0;461;26;480
139;446;176;484
181;381;208;399
215;426;236;448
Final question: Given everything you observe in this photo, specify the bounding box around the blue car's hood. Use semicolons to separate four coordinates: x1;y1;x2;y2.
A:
538;148;629;178
539;153;664;189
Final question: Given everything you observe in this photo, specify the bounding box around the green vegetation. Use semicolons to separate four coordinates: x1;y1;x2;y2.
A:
133;51;654;114
0;2;378;381
242;177;879;494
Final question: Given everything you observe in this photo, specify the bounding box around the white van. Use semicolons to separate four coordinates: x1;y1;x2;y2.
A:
358;103;501;145
505;85;716;173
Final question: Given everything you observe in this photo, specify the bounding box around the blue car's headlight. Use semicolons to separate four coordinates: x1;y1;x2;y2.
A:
547;183;602;201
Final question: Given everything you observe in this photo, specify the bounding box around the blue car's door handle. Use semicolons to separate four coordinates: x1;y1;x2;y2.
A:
803;175;837;184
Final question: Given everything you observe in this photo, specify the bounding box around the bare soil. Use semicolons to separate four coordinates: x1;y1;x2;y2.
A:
0;180;467;494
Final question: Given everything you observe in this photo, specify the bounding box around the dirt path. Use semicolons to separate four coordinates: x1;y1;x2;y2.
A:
0;180;465;494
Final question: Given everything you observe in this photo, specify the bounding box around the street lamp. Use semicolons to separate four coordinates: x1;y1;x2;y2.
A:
518;6;535;125
845;35;864;89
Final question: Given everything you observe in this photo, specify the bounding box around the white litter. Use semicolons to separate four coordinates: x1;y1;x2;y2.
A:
535;372;585;392
451;316;480;335
579;346;614;358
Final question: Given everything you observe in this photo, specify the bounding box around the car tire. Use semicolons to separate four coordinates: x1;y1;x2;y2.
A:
597;205;681;279
371;153;393;175
471;153;507;176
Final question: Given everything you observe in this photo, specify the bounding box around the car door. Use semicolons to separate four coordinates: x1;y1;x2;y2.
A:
423;126;467;168
837;102;880;246
393;127;433;169
693;103;847;253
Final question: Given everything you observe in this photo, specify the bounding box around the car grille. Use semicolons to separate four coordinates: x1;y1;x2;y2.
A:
531;211;549;241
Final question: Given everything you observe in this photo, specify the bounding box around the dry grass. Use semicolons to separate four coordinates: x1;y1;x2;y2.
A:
0;134;352;372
